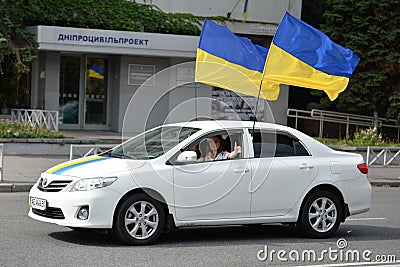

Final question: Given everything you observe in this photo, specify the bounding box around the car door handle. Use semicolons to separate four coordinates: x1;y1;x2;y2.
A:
234;168;250;173
299;163;314;170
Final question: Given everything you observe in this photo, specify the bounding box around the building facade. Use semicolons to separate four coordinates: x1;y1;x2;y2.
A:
28;1;302;132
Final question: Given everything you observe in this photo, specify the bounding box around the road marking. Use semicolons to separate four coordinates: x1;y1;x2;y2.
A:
296;259;400;267
347;217;386;221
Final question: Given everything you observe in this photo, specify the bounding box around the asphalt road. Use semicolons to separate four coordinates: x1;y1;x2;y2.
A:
1;188;400;267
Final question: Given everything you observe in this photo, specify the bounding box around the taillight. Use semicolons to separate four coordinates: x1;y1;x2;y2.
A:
357;163;368;174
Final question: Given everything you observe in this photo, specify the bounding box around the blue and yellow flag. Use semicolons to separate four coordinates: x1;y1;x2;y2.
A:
196;19;280;100
262;12;360;101
88;63;104;80
242;0;249;21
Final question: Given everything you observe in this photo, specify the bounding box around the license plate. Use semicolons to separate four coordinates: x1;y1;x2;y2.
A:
30;197;47;210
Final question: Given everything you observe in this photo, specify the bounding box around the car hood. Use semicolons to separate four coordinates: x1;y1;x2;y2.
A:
44;155;146;178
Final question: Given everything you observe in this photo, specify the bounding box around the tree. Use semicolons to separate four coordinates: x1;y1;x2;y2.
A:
319;0;400;120
301;0;327;29
0;0;37;75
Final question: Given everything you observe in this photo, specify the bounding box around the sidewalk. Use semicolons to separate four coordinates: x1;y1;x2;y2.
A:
1;154;399;192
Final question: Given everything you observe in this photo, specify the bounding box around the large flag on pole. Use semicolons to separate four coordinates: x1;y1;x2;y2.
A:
262;12;360;101
195;19;280;100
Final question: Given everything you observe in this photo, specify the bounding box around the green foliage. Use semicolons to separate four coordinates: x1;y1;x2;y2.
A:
0;119;65;138
317;128;400;147
301;0;327;28
21;0;202;35
0;0;37;74
318;0;400;118
348;128;384;146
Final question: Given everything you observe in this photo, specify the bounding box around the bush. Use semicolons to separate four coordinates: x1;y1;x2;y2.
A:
317;128;398;147
0;119;65;138
347;128;384;147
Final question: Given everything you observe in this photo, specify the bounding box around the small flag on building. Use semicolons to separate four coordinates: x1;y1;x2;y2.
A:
242;0;249;21
88;63;104;80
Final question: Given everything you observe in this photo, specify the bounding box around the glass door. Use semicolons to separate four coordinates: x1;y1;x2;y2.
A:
85;58;108;126
59;56;81;125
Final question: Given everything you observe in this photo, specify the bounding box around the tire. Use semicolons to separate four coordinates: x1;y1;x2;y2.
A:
114;193;165;245
297;190;342;238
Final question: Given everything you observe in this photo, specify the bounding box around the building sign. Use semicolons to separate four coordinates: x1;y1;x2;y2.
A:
128;64;155;85
57;33;149;48
31;26;198;57
211;87;264;121
248;25;277;35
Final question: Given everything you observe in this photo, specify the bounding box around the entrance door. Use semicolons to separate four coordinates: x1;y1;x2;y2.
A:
59;56;109;129
85;58;108;127
59;56;80;125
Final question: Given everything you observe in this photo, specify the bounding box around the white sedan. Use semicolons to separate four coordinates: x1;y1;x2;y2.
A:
28;121;372;245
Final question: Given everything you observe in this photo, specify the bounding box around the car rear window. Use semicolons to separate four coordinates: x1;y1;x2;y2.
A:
250;130;310;158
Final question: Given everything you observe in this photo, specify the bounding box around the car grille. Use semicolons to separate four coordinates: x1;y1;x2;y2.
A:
32;207;65;219
37;180;72;192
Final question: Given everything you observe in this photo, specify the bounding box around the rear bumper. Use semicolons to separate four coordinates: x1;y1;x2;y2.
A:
335;176;372;216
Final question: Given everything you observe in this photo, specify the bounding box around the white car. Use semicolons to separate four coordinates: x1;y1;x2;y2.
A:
28;121;372;245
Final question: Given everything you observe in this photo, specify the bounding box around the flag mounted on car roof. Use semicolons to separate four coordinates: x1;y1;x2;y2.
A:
195;19;280;101
262;12;360;101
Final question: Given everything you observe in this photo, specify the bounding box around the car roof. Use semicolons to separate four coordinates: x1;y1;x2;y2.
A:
166;120;289;132
164;120;335;155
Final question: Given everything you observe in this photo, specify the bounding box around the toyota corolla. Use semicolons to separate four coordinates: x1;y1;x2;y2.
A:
28;121;371;245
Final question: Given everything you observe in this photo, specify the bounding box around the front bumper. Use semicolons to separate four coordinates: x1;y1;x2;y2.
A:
28;183;123;229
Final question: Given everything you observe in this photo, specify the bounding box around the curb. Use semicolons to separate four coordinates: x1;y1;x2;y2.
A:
0;183;35;192
0;180;399;193
369;180;400;187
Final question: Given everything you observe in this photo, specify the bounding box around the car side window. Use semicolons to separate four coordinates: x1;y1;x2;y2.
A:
172;130;244;165
250;130;310;158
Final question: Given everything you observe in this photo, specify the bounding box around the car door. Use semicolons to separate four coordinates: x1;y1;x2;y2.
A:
172;129;252;221
249;129;318;217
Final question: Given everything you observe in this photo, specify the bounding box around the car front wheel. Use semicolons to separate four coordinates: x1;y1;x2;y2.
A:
114;193;165;245
298;190;342;238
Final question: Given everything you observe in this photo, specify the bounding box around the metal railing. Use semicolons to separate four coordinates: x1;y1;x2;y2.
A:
367;146;400;167
287;108;399;141
0;144;4;182
11;109;59;132
69;144;116;160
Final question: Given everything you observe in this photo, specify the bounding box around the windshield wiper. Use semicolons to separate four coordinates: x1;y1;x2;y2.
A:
102;151;124;158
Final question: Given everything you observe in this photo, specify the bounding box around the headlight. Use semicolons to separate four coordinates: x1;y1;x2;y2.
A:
71;177;118;192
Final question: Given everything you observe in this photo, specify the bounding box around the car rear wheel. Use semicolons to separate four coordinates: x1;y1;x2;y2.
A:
114;193;165;245
298;190;342;238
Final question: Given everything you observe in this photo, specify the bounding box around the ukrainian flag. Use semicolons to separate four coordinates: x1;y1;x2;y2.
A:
242;0;249;21
88;63;105;80
262;12;360;101
196;19;280;101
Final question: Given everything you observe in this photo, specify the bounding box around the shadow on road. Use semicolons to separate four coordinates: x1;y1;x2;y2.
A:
48;223;400;247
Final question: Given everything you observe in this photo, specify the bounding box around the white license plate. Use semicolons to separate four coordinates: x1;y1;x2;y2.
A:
30;197;47;210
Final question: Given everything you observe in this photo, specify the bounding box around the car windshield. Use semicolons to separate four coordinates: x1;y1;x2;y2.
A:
110;126;200;160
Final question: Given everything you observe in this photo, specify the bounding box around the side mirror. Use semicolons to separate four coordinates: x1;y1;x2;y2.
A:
176;151;197;164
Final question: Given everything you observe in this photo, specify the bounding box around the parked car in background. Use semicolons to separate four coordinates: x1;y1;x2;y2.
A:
28;120;372;245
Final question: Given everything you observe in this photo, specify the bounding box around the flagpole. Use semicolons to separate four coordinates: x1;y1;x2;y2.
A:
252;80;263;135
194;83;198;121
